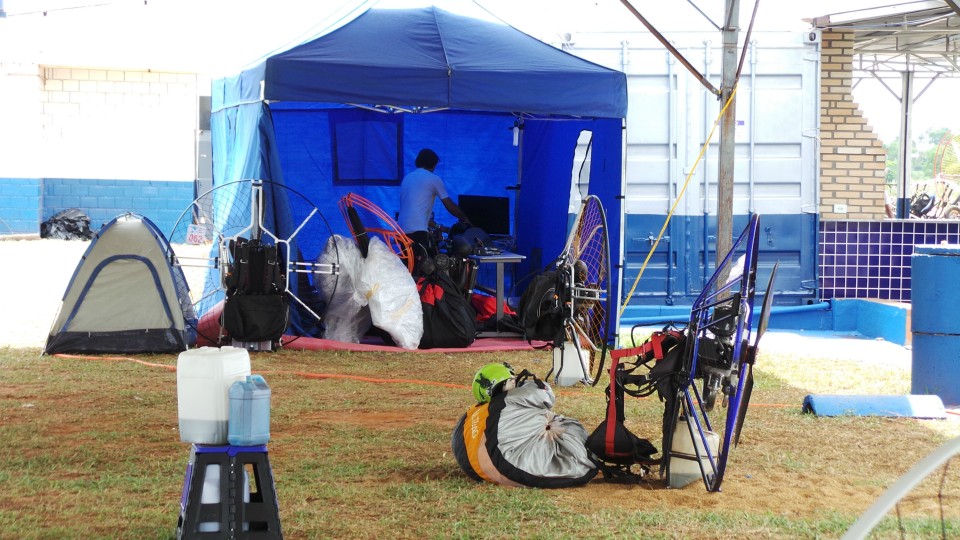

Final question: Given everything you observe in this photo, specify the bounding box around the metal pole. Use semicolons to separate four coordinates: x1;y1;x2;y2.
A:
716;0;740;267
702;41;712;285
619;0;720;97
896;71;914;219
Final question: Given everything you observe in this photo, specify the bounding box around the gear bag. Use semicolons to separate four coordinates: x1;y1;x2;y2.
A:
517;271;565;344
222;238;289;342
417;272;476;349
452;373;597;488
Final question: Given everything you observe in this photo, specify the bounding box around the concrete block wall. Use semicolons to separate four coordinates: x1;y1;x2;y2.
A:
42;179;194;236
0;178;41;234
819;31;888;220
0;64;198;235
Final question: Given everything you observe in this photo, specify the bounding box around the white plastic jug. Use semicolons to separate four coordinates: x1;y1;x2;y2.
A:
551;343;589;386
668;417;720;488
228;375;271;446
177;346;251;444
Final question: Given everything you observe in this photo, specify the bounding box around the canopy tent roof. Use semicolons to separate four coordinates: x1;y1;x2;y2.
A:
217;5;627;119
211;3;629;333
809;0;960;79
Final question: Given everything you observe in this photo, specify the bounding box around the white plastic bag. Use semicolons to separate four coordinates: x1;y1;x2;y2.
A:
359;238;423;349
317;235;371;343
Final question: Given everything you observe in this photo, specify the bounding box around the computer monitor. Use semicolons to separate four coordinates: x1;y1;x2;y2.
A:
458;195;511;236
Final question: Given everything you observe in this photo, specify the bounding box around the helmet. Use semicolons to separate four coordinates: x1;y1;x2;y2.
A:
451;235;473;257
472;362;515;403
419;257;437;276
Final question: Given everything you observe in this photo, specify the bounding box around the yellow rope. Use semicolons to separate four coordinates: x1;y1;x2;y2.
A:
618;84;739;318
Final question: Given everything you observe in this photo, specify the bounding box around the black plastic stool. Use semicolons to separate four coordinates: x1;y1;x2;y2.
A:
177;444;282;539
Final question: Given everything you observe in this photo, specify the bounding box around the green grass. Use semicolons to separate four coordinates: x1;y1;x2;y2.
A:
0;344;958;539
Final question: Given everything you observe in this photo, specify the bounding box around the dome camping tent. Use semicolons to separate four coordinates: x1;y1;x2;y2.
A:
44;214;197;354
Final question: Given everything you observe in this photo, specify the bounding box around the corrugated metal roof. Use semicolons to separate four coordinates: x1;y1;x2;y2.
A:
810;0;960;78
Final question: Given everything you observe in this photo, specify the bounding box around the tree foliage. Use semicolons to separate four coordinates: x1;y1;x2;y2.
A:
884;126;954;190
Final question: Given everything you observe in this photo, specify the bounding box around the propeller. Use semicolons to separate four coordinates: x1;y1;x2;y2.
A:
734;260;778;447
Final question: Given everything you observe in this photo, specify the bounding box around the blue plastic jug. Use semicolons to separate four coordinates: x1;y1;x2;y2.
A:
228;375;271;446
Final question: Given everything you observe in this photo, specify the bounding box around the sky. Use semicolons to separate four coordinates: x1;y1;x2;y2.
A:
1;0;957;142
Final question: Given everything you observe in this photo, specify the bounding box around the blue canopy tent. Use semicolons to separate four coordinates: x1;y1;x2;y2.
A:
211;4;628;336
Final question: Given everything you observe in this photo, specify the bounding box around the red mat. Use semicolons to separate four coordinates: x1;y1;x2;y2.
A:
196;301;541;353
279;334;540;353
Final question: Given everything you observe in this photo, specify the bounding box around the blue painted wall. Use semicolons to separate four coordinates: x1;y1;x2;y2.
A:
0;178;41;234
623;299;909;346
0;178;195;237
621;212;817;307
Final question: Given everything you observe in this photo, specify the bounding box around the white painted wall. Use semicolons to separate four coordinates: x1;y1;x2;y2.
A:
0;63;200;181
0;62;44;178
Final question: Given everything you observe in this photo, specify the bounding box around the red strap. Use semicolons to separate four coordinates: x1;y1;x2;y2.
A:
651;332;665;359
609;341;654;361
602;330;683;459
604;355;620;458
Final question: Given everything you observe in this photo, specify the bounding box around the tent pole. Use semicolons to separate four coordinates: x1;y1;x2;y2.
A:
251;180;263;241
513;117;524;242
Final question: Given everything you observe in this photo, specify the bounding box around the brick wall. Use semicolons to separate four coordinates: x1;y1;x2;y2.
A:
40;66;197;180
819;31;888;220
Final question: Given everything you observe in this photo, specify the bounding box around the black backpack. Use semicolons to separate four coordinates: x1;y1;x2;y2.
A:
222;238;289;343
517;271;565;344
417;272;477;349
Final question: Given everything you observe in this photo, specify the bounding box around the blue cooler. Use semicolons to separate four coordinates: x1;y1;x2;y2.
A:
228;375;271;446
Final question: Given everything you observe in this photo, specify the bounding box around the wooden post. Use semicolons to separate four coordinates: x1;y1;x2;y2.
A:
716;0;740;268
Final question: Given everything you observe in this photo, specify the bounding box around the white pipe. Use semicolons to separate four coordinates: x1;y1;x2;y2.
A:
842;436;960;540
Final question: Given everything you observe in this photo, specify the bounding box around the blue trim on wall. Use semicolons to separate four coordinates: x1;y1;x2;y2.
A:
0;178;41;234
622;212;816;307
0;178;194;236
622;299;908;345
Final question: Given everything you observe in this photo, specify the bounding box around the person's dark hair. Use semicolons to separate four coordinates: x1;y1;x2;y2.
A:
415;148;440;170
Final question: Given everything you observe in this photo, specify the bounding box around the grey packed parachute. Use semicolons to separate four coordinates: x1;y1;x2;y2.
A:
452;371;597;488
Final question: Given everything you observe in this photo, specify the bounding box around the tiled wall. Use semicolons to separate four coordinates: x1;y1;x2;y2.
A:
819;220;960;302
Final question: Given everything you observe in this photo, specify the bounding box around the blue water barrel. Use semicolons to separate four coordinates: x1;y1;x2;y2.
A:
911;245;960;405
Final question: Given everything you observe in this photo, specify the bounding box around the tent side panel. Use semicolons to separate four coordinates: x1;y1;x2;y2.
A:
585;118;625;330
63;256;176;331
45;329;186;355
514;120;579;287
270;107;520;238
